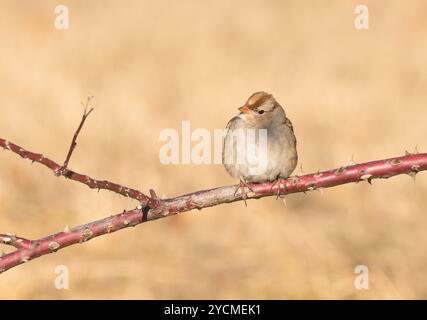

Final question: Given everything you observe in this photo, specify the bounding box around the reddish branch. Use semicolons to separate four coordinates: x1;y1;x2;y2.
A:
0;106;426;274
1;234;31;250
0;138;150;204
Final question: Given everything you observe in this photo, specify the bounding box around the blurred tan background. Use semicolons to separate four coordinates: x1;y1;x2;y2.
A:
1;0;427;299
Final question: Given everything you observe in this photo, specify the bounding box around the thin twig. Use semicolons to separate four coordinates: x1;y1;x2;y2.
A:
61;96;94;170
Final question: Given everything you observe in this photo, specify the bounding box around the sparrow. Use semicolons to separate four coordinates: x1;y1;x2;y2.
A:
222;91;298;203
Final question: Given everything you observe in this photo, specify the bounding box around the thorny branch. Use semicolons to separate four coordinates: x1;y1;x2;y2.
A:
1;105;426;274
0;234;31;250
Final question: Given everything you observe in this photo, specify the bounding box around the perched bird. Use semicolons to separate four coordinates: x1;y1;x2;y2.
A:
222;91;298;203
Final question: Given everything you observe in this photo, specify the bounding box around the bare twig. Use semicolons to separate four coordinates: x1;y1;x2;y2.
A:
0;136;426;273
61;96;94;170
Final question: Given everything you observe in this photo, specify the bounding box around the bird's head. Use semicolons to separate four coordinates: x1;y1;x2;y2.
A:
238;91;285;127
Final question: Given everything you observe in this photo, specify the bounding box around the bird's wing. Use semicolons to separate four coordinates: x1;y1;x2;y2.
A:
283;117;294;133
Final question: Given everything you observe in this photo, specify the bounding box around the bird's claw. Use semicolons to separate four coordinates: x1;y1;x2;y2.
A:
270;178;288;200
234;179;254;207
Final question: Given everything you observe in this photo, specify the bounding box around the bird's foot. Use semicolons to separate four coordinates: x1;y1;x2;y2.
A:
270;178;288;199
234;179;255;207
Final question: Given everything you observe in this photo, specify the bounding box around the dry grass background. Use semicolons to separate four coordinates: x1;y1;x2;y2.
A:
0;0;427;299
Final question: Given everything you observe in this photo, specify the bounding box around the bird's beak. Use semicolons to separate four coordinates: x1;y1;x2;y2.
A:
238;105;250;113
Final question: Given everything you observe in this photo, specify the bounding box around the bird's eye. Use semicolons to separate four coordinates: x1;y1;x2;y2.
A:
257;110;265;114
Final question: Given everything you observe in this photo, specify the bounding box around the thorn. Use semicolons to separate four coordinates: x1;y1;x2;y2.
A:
361;174;373;184
149;189;158;199
349;154;356;166
299;164;305;175
408;172;417;182
97;188;100;193
314;170;322;178
136;204;143;210
64;225;70;232
408;165;420;182
282;197;287;207
405;150;411;156
415;145;419;154
412;164;420;171
317;187;324;197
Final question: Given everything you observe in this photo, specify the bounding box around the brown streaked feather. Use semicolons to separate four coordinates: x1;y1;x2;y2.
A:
244;91;272;110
